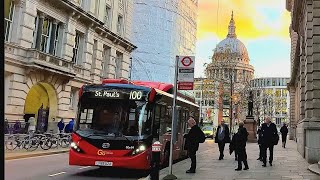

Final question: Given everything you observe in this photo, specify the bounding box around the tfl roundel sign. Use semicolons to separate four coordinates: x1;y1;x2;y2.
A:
178;56;195;68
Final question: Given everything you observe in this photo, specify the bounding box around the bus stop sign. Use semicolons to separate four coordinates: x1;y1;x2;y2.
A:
177;56;195;90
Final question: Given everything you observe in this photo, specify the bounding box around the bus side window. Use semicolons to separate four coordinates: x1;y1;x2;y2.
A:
152;105;161;137
159;105;167;135
184;110;189;133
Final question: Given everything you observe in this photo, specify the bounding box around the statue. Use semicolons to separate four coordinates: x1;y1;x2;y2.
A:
247;91;253;117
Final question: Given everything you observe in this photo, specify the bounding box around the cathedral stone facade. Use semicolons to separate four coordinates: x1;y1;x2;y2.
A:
205;12;254;129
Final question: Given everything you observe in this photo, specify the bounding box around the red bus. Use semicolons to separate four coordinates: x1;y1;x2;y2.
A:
69;79;199;170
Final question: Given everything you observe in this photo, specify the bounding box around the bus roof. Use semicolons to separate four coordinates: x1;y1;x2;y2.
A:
131;81;173;92
155;89;199;107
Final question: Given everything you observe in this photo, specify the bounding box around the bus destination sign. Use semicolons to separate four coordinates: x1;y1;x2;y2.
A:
94;91;120;98
90;90;144;100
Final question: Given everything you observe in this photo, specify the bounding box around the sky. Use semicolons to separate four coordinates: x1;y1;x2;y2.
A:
195;0;291;78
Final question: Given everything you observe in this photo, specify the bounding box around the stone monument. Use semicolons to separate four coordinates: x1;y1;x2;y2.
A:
244;91;257;142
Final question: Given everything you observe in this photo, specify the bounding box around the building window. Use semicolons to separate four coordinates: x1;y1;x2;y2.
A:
53;24;61;56
5;0;15;42
117;15;123;35
41;18;51;52
102;46;111;78
72;31;84;64
32;14;61;55
94;0;100;16
104;5;111;28
70;89;78;109
74;0;82;5
115;52;123;79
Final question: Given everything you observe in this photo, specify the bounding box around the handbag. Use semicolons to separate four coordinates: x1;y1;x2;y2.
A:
273;133;279;145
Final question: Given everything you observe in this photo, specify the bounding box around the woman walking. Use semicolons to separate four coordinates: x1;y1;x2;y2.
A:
280;123;288;148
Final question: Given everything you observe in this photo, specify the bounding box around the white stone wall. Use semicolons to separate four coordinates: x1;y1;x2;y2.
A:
4;0;135;122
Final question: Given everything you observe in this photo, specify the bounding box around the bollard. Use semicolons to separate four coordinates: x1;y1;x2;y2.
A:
150;141;162;180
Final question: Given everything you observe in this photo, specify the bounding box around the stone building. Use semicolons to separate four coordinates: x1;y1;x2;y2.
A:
4;0;136;132
249;77;290;128
205;12;254;129
286;0;320;169
130;0;198;83
193;78;218;127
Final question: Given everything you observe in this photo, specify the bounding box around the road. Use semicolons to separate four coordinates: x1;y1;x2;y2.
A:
5;153;148;180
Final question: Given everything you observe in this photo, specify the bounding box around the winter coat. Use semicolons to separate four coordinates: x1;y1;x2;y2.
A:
215;124;230;143
184;125;203;151
280;125;288;136
261;122;278;146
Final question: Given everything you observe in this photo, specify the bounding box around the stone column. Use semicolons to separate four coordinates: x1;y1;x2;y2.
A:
35;13;45;51
49;20;58;54
289;86;296;140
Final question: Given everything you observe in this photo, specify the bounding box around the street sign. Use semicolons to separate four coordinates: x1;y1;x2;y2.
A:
177;56;195;90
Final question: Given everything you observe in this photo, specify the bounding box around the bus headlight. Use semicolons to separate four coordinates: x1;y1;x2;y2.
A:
70;142;82;152
132;144;146;155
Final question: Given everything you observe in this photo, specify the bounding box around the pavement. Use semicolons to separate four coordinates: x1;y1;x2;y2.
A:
5;139;320;180
157;139;320;180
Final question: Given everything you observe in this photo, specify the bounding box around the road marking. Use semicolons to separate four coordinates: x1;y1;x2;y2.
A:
78;166;91;170
48;172;66;177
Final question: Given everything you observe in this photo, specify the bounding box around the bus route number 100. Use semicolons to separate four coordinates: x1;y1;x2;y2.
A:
129;91;143;100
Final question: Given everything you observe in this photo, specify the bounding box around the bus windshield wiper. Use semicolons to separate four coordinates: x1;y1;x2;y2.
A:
115;132;132;142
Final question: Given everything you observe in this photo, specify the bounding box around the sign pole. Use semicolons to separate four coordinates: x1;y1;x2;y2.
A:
163;56;179;180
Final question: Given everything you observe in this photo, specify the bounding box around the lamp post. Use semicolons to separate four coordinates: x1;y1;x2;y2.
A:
200;77;204;127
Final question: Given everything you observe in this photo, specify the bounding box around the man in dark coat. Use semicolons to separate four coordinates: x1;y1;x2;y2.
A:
215;120;230;160
184;118;204;173
257;126;263;161
261;117;278;167
280;123;289;148
230;121;249;171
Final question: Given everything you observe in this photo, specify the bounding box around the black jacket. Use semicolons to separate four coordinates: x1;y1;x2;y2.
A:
261;122;278;146
184;125;203;151
215;124;230;143
230;127;248;153
280;125;288;135
257;128;263;144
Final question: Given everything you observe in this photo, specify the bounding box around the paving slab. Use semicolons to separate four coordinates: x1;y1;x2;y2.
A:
153;139;320;180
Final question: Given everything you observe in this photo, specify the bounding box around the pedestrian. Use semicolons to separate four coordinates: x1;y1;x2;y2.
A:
257;126;263;161
57;119;65;133
261;116;278;167
13;121;21;134
215;120;231;160
184;117;205;173
65;119;75;133
28;117;36;133
230;121;249;171
280;123;289;148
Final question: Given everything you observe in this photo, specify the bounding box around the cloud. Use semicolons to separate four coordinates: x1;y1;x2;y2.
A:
197;0;291;40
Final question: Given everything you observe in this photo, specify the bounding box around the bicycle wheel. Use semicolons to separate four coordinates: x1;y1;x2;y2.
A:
40;136;52;150
50;137;59;149
60;138;70;148
6;139;18;151
24;137;39;151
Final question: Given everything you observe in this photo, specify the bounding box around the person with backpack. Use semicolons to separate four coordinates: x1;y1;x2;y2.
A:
183;117;205;173
230;121;249;171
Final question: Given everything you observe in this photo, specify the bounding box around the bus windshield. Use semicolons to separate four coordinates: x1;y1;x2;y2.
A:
76;99;152;137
